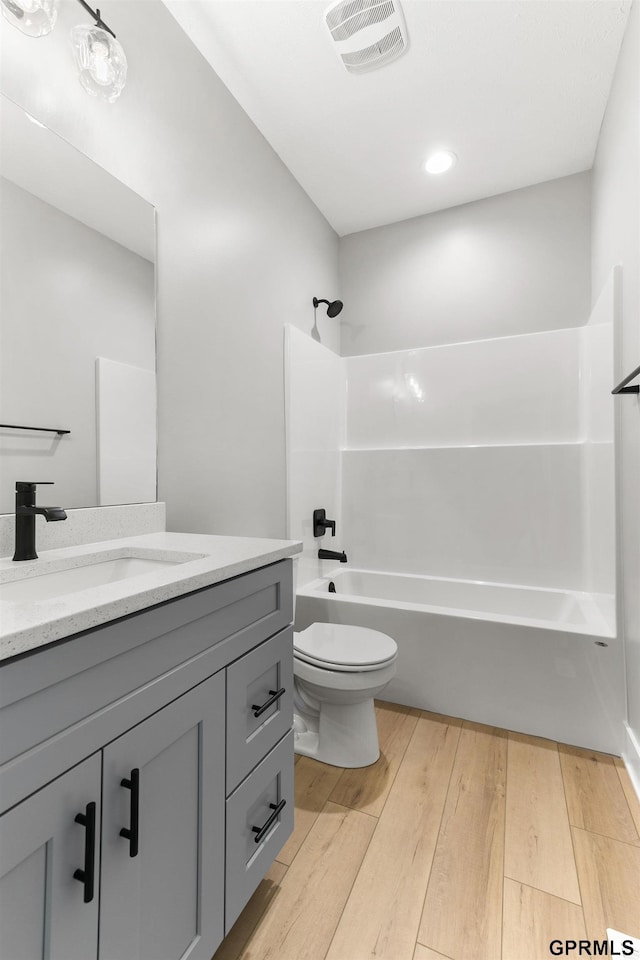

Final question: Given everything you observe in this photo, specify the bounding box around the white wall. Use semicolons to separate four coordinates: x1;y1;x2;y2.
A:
339;173;591;356
285;322;613;594
342;444;585;589
591;0;640;785
0;179;155;512
284;327;345;589
342;325;614;592
1;0;339;539
580;269;617;596
346;329;581;448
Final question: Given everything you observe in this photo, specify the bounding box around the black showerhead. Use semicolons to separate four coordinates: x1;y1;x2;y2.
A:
313;297;343;318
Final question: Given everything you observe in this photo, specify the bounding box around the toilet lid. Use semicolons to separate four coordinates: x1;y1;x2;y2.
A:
294;622;397;669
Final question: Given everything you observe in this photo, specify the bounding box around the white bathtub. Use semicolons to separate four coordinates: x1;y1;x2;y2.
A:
295;569;624;753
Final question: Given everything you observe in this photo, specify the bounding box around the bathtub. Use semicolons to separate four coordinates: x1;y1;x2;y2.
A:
295;569;624;754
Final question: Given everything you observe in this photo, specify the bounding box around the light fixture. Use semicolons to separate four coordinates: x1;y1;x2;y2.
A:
71;22;127;102
2;0;126;102
70;1;126;102
1;0;58;37
424;150;457;175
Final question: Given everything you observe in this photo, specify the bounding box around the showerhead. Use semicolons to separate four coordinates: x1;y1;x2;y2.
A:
313;296;343;318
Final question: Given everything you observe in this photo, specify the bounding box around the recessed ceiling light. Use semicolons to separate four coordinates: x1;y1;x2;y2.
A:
424;150;457;175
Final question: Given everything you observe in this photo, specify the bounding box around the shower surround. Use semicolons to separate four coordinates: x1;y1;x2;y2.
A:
285;269;622;751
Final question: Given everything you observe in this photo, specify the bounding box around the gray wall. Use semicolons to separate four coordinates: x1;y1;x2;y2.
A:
339;173;591;355
1;0;339;538
591;1;640;775
0;179;155;513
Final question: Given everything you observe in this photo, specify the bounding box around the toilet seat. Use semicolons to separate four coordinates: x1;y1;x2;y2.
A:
294;622;397;672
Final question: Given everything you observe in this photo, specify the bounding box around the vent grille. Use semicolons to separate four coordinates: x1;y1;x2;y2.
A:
340;25;404;73
325;0;382;32
329;1;394;42
324;0;408;74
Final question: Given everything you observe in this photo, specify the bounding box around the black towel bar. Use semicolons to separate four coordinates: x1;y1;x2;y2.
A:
611;363;640;395
0;423;70;435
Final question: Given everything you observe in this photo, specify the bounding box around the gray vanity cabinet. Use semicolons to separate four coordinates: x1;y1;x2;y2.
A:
0;559;294;960
99;672;225;960
0;753;102;960
0;677;225;960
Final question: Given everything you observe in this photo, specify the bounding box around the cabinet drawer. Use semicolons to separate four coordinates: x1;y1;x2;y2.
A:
226;627;293;794
225;730;293;933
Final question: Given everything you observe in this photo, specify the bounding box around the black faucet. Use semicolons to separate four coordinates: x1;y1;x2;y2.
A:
313;508;336;538
13;481;67;561
318;548;348;563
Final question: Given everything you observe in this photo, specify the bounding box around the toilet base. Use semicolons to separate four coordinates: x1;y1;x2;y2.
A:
293;698;381;768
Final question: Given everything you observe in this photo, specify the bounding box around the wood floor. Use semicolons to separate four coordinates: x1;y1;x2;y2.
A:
214;703;640;960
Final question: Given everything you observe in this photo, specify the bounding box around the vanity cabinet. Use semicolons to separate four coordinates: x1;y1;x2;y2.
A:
0;559;294;960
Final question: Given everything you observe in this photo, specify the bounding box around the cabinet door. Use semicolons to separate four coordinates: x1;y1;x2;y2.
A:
0;753;101;960
99;672;226;960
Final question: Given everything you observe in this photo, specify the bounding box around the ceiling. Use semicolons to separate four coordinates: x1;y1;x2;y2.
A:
164;0;631;236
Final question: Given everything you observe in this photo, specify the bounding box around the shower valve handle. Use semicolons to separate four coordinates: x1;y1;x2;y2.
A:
313;509;336;538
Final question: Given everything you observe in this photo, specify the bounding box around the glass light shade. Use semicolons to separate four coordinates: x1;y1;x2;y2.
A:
71;24;127;103
1;0;57;37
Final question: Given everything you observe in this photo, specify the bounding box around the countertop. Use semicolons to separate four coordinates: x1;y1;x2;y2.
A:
0;531;301;661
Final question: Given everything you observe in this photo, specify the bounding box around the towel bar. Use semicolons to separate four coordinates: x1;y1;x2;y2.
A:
611;363;640;395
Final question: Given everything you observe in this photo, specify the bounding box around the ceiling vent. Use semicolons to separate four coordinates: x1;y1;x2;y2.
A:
324;0;408;74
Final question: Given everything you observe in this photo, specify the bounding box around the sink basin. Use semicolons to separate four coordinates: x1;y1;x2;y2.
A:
0;556;184;603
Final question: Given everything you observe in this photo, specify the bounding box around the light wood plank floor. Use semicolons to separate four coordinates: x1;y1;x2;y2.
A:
214;703;640;960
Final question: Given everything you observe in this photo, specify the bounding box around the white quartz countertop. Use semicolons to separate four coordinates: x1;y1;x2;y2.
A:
0;531;301;661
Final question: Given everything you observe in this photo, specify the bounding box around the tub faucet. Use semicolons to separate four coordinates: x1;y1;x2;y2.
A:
313;509;336;538
13;481;67;561
318;548;348;563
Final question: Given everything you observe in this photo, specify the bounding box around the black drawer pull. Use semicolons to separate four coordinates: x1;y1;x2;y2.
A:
251;799;286;844
119;768;140;858
73;801;96;903
251;687;286;719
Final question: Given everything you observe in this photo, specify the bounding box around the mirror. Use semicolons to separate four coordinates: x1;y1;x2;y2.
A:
0;95;156;515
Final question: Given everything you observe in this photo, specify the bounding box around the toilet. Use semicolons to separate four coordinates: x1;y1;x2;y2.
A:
292;620;398;768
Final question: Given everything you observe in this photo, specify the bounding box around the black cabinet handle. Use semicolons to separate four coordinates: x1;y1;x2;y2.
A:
251;688;286;719
251;799;286;844
73;801;96;903
119;768;140;857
